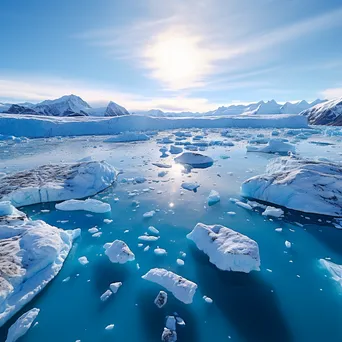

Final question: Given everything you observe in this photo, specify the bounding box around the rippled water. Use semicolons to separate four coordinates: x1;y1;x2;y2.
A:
0;128;342;342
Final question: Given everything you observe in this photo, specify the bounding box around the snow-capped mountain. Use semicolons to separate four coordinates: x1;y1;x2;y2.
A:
300;97;342;125
104;101;129;117
33;94;91;116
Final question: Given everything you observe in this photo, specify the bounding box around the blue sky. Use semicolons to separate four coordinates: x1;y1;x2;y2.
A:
0;0;342;111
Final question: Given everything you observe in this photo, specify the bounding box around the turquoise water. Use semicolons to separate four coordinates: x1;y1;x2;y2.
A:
0;128;342;341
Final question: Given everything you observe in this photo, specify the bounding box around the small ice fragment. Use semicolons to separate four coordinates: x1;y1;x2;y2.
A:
78;256;89;265
166;316;177;331
262;206;284;218
285;240;292;248
176;259;184;266
227;211;236;216
103;219;113;224
92;232;102;238
143;210;155;218
105;324;115;331
181;182;200;192
148;226;160;234
161;328;177;342
109;282;122;294
62;277;70;283
138;235;159;242
144;246;150;252
104;240;135;263
100;290;112;301
207;190;220;206
154;291;168;308
275;228;282;232
154;248;167;256
235;201;253;210
203;296;213;303
55;198;111;213
88;227;98;234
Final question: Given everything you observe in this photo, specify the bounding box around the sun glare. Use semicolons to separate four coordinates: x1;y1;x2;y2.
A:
145;30;210;89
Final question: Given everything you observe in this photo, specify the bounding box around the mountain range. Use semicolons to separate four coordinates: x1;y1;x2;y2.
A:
0;95;129;117
1;95;342;125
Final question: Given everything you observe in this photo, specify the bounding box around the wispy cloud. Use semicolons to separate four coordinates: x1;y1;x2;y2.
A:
321;87;342;99
76;3;342;92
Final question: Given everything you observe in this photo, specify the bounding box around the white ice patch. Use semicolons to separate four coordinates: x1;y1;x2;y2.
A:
319;259;342;286
175;152;213;168
142;268;197;304
5;308;40;342
104;240;135;264
207;190;220;206
0;202;79;326
187;223;260;273
56;198;111;213
246;139;295;154
0;161;118;208
262;206;284;218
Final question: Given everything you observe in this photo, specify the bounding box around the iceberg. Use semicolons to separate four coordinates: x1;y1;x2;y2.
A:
142;268;197;304
0;202;79;326
187;223;260;273
104;240;135;264
0;161;118;207
262;206;284;218
241;156;342;217
5;308;40;342
175;152;214;168
55;198;111;213
246;139;296;154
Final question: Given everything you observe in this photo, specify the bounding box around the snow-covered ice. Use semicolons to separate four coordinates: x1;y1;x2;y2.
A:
175;152;214;168
103;240;135;264
78;256;89;265
187;223;261;273
262;206;284;218
0;161;118;207
5;308;40;342
242;156;342;217
246;139;296;154
56;198;111;213
0;202;79;326
142;268;197;304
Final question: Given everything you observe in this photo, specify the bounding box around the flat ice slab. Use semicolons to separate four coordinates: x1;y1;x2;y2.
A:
104;240;135;264
242;156;342;217
175;152;214;168
0;161;118;207
0;202;79;327
142;268;197;304
56;198;111;213
104;132;150;142
0;114;308;138
187;223;261;273
246;139;296;154
5;308;39;342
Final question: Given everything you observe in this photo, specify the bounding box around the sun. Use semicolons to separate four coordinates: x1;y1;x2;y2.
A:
144;30;209;89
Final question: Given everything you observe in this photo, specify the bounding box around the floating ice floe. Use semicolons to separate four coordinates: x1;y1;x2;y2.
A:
88;227;98;234
176;259;184;266
246;139;296;154
152;163;172;169
143;210;155;218
0;161;118;207
5;308;40;342
262;206;284;218
105;324;115;331
100;290;112;301
319;259;342;286
154;248;167;256
158;171;168;177
187;223;260;273
242;156;342;217
181;182;200;192
104;132;150;143
235;201;253;210
110;282;122;294
78;256;89;265
148;226;160;234
175;152;214;168
162;327;177;342
207;190;220;206
154;290;168;308
169;145;183;154
0;201;80;326
104;240;135;264
285;241;292;249
56;198;111;213
138;235;159;242
203;296;213;304
142;268;198;304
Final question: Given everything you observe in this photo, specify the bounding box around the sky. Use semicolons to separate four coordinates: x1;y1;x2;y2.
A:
0;0;342;112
